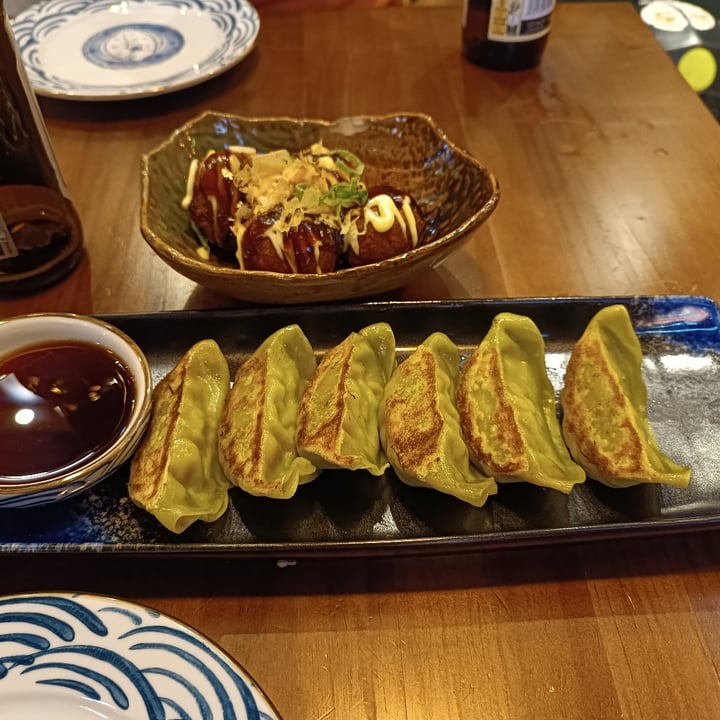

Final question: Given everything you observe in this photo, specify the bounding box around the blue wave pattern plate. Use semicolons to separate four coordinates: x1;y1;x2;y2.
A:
0;592;281;719
10;0;260;100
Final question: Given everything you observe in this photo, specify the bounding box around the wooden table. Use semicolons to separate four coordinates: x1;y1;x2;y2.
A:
4;3;720;718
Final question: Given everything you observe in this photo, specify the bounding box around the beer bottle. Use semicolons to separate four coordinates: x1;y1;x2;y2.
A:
462;0;556;71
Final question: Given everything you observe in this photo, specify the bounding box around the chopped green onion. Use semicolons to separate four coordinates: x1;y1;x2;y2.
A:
294;182;310;200
190;220;211;250
331;149;365;177
321;177;368;208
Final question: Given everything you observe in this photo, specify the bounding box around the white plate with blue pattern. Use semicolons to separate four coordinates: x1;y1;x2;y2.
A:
0;592;281;719
10;0;260;100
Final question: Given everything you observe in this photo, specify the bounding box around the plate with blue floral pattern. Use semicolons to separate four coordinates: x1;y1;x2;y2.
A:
10;0;260;100
0;592;281;719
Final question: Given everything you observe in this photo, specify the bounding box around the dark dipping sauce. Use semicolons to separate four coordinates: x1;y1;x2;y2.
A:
0;340;134;478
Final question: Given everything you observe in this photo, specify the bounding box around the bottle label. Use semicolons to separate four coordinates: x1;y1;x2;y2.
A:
488;0;555;43
0;212;19;260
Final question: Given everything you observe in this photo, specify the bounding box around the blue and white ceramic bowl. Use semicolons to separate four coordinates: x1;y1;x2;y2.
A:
0;313;152;508
10;0;260;100
0;592;282;719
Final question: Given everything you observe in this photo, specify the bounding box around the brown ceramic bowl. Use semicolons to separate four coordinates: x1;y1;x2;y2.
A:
140;111;500;305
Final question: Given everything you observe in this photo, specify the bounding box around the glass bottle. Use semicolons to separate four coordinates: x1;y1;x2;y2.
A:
462;0;556;71
0;0;83;294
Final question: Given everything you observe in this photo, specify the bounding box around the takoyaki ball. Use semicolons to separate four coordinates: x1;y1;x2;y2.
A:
239;211;293;273
286;220;341;274
188;150;247;258
347;184;427;267
241;215;341;274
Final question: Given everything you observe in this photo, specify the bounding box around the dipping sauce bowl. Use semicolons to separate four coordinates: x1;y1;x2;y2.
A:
0;313;152;508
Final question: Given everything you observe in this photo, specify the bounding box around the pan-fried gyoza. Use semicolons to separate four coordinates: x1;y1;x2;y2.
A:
218;324;320;499
457;312;586;494
379;332;498;508
128;339;231;534
296;322;396;475
128;307;692;532
560;304;691;489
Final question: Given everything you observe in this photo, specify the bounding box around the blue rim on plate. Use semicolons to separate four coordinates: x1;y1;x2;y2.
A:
10;0;260;100
0;592;282;719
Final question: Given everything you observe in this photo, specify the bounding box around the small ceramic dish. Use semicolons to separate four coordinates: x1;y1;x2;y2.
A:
0;313;152;508
140;111;500;305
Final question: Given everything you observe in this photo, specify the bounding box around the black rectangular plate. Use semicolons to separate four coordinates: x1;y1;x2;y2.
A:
1;295;719;557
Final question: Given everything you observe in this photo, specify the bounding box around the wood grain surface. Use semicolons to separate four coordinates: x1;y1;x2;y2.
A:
3;4;720;719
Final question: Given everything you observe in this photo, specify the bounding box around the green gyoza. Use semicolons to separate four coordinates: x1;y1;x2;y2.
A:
129;339;231;534
218;324;319;499
561;304;692;489
380;332;498;507
297;322;396;476
457;313;586;494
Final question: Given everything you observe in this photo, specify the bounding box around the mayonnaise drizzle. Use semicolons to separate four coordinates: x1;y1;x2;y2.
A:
181;158;198;210
364;194;419;247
